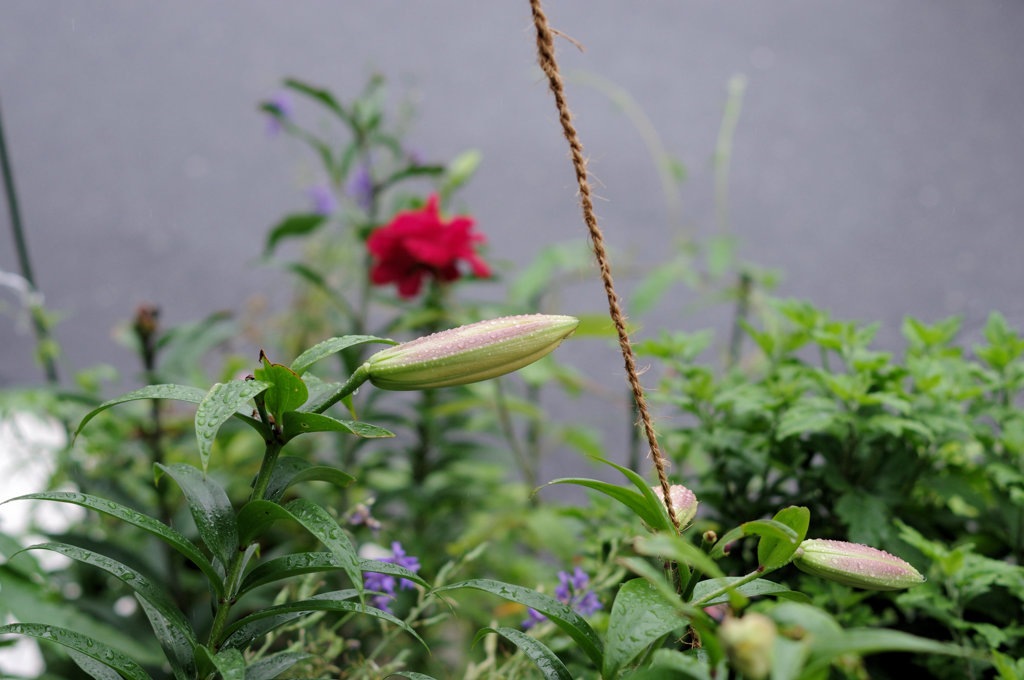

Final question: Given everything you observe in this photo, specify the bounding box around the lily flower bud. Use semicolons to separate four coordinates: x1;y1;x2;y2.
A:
794;539;925;591
365;314;579;390
651;484;699;527
720;613;776;680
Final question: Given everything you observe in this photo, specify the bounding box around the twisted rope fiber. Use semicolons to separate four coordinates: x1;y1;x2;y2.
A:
528;0;680;532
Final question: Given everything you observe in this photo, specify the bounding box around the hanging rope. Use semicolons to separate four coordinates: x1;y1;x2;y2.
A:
528;0;680;532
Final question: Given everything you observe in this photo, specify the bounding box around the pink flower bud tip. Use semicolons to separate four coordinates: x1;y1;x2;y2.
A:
794;539;925;591
651;484;699;527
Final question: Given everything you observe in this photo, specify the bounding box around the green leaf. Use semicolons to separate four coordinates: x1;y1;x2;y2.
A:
20;543;195;646
623;649;712;680
234;499;360;594
635;534;725;579
69;650;123;680
436;579;603;669
2;492;223;596
291;335;396;375
195;380;271;474
284;78;352;124
220;591;425;650
74;384;207;439
254;360;308;422
261;456;355;504
156;463;238;568
541;478;665;530
473;627;572;680
238;553;426;597
688;578;809;606
0;623;153;680
197;646;245;680
632;260;686;316
709;520;798;561
387;674;441;680
775;399;841;440
804;629;974;675
264;214;328;256
597;456;676;532
245;651;310;680
757;506;810;569
136;597;194;680
604;578;688;678
281;411;394;442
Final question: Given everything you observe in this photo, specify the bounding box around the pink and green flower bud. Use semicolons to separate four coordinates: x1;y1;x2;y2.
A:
794;539;925;591
651;484;699;527
720;613;776;680
365;314;579;390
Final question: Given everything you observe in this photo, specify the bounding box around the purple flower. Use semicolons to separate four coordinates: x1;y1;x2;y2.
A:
362;541;421;613
522;567;602;629
265;91;294;137
346;164;374;213
309;184;338;216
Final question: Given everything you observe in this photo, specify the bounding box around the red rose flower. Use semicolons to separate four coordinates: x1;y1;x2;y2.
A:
367;194;491;298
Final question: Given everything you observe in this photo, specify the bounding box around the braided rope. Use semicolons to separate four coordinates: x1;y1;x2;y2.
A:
528;0;680;532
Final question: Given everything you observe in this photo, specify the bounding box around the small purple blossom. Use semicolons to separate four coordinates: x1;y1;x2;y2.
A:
309;184;338;216
346;164;374;213
522;567;602;629
265;91;294;136
362;541;421;613
346;501;382;535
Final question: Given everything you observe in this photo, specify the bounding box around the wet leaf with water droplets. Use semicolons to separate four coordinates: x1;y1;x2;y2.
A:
436;579;603;669
604;578;688;678
220;591;425;651
237;552;426;597
290;335;396;375
135;597;195;680
195;380;270;474
1;491;223;597
0;623;153;680
244;651;311;680
472;627;572;680
261;456;355;504
157;463;238;568
281;411;393;442
21;543;195;647
75;384;207;440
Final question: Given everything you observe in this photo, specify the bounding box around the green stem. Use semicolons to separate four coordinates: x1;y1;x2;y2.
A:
250;439;284;502
310;364;371;414
691;566;771;607
0;97;59;385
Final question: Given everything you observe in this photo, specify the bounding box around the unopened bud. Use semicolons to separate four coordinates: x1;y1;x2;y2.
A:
365;314;579;390
794;539;925;591
720;613;776;680
651;484;699;527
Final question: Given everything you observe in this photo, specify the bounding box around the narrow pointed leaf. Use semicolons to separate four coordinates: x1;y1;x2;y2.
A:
604;579;689;679
291;335;396;375
75;384;207;439
136;597;194;680
542;478;664;529
599;457;675;531
436;579;603;669
282;411;393;441
805;629;974;674
157;463;238;567
1;492;223;596
757;506;810;569
69;650;123;680
239;553;426;597
689;578;809;606
264;214;328;256
474;627;572;680
197;646;245;680
635;534;725;578
0;623;153;680
195;380;270;473
221;591;425;650
245;651;310;680
262;456;355;504
387;674;441;680
20;543;195;645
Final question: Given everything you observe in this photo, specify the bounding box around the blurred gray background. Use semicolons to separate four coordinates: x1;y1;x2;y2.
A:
2;2;1023;440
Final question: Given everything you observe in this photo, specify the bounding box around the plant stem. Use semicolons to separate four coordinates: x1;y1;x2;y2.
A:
250;439;284;502
310;364;371;414
727;270;752;369
0;97;59;385
493;377;536;491
690;567;770;607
